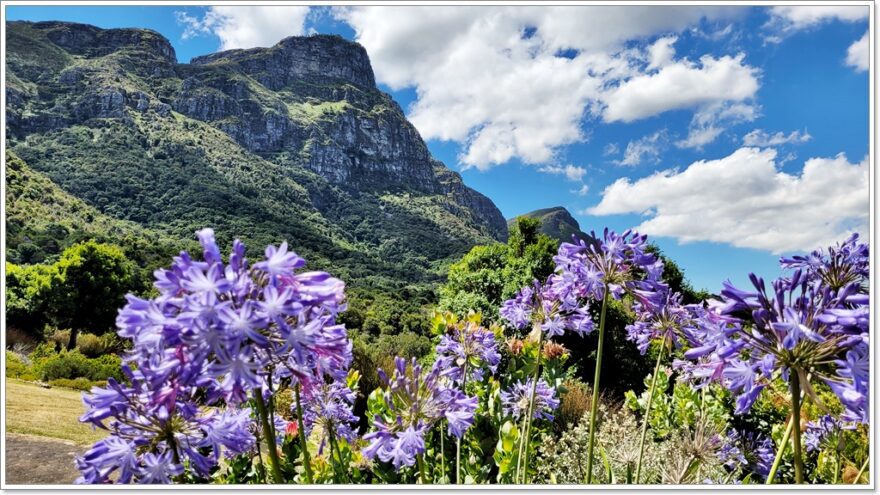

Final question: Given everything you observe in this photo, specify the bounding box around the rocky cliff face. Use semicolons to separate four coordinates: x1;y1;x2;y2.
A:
5;21;508;286
191;35;375;89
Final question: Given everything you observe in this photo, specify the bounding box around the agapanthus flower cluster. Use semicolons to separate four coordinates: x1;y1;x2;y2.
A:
501;229;663;338
500;378;560;421
363;357;477;470
301;381;359;453
76;229;351;483
626;285;694;355
718;429;775;480
681;234;869;421
804;415;840;453
500;281;593;337
435;321;501;383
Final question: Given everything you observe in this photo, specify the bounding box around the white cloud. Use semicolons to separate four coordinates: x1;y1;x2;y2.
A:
846;31;870;72
676;101;759;149
743;129;811;147
572;184;591;196
769;6;869;31
617;130;668;166
175;6;310;51
588;147;868;253
603;143;620;157
602;53;759;123
676;127;724;150
335;6;745;169
539;164;587;182
646;36;678;70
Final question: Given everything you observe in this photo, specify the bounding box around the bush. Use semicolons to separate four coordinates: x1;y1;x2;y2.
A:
30;342;58;362
556;379;592;432
76;333;107;358
98;333;127;354
34;349;124;382
6;350;29;378
48;377;103;391
274;388;295;420
48;329;71;350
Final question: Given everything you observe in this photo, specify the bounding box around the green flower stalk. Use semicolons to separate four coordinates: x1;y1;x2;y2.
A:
294;385;314;484
635;338;666;483
585;289;609;484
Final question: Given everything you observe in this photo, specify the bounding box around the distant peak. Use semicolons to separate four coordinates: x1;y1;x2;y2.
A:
191;34;376;89
21;20;176;62
508;206;592;244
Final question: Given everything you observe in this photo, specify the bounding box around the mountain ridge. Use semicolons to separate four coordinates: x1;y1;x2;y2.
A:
5;20;508;289
508;206;592;244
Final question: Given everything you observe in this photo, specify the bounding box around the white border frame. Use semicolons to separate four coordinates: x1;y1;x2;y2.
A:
0;1;874;492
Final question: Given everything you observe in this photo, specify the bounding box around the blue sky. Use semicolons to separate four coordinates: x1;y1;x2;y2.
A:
6;5;870;292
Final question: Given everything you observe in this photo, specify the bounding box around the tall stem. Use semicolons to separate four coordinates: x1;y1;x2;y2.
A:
253;425;267;483
254;390;284;484
765;414;793;484
417;454;428;484
457;362;468;484
854;455;870;484
585;288;609;484
832;428;843;484
294;384;314;484
517;325;543;484
328;424;350;484
635;339;665;483
440;421;446;482
789;371;804;484
514;401;530;482
266;374;279;450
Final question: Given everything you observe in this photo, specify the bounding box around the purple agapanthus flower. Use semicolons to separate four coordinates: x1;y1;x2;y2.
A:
719;429;775;480
804;415;840;453
363;357;477;471
500;378;560;421
76;229;351;483
681;234;869;422
501;229;663;340
626;286;695;355
301;381;359;453
435;321;501;383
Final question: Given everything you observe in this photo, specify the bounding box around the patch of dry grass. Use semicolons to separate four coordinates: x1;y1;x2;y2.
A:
6;379;105;445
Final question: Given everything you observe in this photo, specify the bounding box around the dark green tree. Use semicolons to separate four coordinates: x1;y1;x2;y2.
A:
5;262;54;340
45;241;137;350
438;217;558;322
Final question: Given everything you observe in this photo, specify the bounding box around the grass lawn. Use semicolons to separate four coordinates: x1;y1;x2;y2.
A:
6;379;105;445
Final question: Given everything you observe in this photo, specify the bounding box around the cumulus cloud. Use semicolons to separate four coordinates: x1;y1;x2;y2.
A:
618;130;668;166
175;6;310;50
846;31;870;72
769;6;869;31
602;53;759;123
646;36;678;70
743;129;811;147
538;164;587;182
603;143;620;157
588;147;868;253
335;6;745;169
572;184;591;196
676;101;759;149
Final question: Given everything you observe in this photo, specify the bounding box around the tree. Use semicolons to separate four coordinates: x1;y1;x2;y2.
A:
439;217;558;323
45;241;137;350
5;262;53;340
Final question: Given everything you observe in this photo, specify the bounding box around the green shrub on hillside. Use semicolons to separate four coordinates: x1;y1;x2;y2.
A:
34;349;124;382
48;377;104;391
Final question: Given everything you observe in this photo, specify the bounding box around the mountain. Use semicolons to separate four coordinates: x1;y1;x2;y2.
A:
508;206;591;244
5;150;187;269
5;21;508;290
